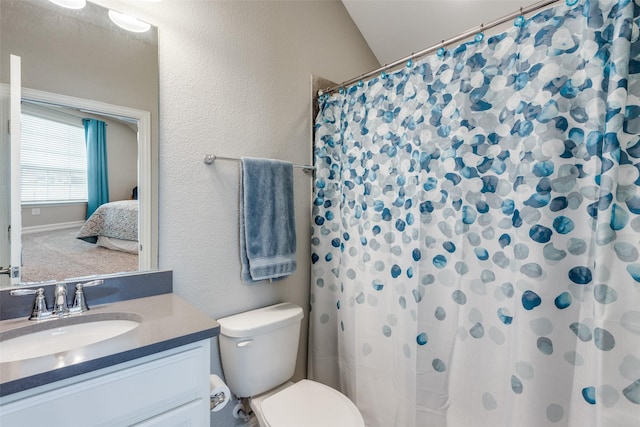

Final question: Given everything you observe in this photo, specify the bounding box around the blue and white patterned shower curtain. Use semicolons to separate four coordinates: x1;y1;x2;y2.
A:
310;1;640;426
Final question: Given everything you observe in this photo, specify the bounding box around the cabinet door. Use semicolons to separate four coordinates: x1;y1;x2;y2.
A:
132;399;207;427
0;342;210;427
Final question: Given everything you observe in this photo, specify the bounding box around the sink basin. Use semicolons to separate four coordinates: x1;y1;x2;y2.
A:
0;313;142;363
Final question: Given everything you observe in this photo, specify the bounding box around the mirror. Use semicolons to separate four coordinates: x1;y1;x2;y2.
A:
0;0;159;286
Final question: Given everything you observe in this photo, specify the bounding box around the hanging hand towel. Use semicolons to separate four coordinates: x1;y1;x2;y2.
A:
240;157;297;283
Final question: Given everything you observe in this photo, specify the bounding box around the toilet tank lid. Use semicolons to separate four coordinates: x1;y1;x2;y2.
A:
218;302;304;338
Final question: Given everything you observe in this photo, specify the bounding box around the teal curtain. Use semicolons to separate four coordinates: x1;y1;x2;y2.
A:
83;118;109;219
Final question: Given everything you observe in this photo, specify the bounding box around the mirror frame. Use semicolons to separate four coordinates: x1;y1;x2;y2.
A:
20;86;153;273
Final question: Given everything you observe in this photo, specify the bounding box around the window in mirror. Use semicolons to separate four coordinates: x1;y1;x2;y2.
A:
21;110;88;204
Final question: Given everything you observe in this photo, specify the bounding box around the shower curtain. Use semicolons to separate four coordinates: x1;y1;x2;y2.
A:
309;1;640;426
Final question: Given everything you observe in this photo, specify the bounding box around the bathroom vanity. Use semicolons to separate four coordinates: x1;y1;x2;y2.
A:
0;271;220;426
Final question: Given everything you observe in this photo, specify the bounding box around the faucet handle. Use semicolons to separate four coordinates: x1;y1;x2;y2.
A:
76;279;104;289
71;279;104;313
9;288;40;296
10;287;52;320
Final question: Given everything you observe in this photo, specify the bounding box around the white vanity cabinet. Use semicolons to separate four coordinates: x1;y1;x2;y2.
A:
0;339;211;427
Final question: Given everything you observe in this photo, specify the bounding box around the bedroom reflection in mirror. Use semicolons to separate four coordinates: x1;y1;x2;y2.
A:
20;102;139;282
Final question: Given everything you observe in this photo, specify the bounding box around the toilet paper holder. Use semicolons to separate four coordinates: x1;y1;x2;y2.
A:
210;391;227;411
209;374;231;412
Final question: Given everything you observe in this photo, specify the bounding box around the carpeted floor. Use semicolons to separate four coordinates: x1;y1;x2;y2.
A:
21;228;138;282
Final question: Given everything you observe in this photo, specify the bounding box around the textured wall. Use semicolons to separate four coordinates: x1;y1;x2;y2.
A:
91;1;378;426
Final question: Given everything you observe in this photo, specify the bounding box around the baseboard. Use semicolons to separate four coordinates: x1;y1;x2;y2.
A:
22;221;85;235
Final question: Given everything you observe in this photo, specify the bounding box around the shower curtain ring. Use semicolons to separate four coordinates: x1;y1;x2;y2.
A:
514;8;526;27
407;54;414;68
437;40;446;58
475;24;485;42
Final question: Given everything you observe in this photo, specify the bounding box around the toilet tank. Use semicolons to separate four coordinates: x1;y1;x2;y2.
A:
218;302;304;398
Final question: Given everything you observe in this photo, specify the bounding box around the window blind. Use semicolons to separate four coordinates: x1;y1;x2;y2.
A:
21;112;87;204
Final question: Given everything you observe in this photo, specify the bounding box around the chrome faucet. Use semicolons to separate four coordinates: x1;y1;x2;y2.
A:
71;279;104;313
53;282;70;316
10;279;104;320
9;287;52;320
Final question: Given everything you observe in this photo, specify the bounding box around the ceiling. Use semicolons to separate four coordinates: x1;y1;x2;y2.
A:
342;0;541;66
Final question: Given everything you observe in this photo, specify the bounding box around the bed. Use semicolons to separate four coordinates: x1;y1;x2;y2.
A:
76;200;138;254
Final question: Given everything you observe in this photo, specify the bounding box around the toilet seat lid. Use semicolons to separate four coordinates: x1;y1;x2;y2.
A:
261;380;364;427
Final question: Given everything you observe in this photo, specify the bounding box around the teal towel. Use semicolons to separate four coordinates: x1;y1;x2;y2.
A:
240;157;297;283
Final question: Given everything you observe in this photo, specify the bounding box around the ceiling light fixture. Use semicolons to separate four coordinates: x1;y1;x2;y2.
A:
108;10;151;33
47;0;86;9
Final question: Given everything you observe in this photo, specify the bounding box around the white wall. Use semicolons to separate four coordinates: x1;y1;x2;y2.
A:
342;0;533;65
91;1;378;425
105;121;138;202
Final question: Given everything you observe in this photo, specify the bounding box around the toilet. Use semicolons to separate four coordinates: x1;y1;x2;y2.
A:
217;302;364;427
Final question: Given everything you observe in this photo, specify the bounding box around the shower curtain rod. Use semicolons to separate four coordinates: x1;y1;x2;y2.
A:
321;0;562;95
203;154;314;172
